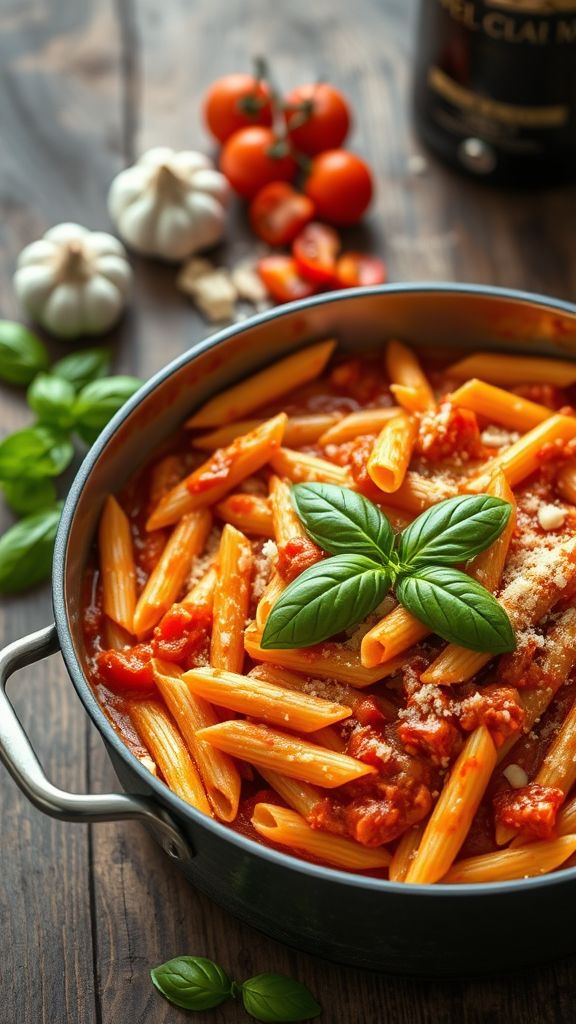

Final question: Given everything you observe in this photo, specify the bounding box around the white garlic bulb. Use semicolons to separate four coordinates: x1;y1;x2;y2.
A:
14;222;131;340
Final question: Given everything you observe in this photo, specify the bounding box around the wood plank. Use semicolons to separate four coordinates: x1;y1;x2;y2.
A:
0;1;125;1022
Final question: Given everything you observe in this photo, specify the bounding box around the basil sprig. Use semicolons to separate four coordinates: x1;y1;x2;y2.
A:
261;483;515;655
151;956;320;1021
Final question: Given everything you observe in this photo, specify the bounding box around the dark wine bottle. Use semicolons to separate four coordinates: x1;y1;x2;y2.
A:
413;0;576;184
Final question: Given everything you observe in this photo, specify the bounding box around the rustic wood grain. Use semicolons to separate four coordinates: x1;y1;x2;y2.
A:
1;0;576;1022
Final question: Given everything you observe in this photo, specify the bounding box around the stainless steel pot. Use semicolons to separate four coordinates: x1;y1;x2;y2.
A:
2;284;576;975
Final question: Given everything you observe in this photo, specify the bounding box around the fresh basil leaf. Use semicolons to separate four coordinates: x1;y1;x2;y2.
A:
52;347;111;390
27;373;76;428
0;321;49;385
0;503;62;592
150;955;232;1011
1;477;57;516
242;973;321;1023
291;482;394;563
0;425;73;480
261;554;391;650
396;565;516;653
73;375;142;439
399;494;512;569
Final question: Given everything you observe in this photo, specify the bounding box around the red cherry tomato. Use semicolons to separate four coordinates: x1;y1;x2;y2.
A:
249;182;315;246
304;150;373;226
292;222;341;285
258;255;318;303
335;252;387;288
285;83;351;156
220;127;297;199
203;74;272;144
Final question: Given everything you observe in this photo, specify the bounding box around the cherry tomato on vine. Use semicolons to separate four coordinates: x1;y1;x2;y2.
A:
335;252;387;287
292;222;341;285
220;127;297;199
249;182;315;246
304;150;373;225
285;83;351;156
203;73;273;144
258;255;318;303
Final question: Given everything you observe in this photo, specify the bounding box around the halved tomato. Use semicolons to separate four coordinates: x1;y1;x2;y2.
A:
258;255;318;303
292;222;341;285
249;182;315;246
335;253;387;287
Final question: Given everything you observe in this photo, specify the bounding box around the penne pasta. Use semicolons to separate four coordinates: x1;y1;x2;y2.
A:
215;492;275;537
196;720;376;787
251;803;391;871
367;411;418;493
186;339;336;427
147;413;287;530
192;413;340;451
181;562;218;613
442;836;576;884
127;698;212;815
318;407;400;445
388;824;426;883
469;414;576;491
132;509;212;635
450;379;552;433
181;666;351;733
152;660;241;822
405;727;497;884
258;768;321;818
446;352;576;388
269;474;307;546
210;524;252;673
269;447;354;486
255;572;286;630
245;623;405;687
365;470;452;513
98;496;137;633
385;339;436;411
361;606;430;669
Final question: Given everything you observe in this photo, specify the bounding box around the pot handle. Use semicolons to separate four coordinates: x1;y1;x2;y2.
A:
0;624;194;866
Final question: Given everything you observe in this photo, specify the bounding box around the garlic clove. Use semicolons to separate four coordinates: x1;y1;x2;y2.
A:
139;146;177;168
44;222;90;244
190;168;230;205
95;253;132;291
14;264;56;315
42;283;85;338
17;239;57;268
86;232;127;259
183;192;227;251
172;150;213;178
108;166;153;219
82;275;123;333
155;205;195;261
115;191;159;253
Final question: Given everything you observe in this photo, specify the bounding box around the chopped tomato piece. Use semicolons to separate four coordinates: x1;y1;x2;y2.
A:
152;604;211;664
292;222;341;285
249;182;315;246
493;783;564;840
276;535;324;582
258;255;318;303
458;686;524;748
334;252;387;288
97;644;155;694
352;696;388;726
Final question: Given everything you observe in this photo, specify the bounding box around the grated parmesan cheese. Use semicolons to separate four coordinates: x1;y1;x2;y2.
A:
503;764;529;789
538;504;566;531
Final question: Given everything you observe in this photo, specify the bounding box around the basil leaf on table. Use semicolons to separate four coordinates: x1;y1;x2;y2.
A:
73;375;142;442
241;973;321;1023
396;565;516;653
27;373;76;429
52;347;111;390
292;481;395;563
261;554;391;650
0;321;49;385
0;503;62;592
398;494;511;569
1;477;57;516
150;955;232;1011
0;425;73;479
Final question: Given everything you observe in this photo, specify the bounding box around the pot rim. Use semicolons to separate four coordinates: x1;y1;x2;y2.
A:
53;281;576;897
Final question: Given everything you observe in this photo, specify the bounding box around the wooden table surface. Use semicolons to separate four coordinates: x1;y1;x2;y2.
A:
1;1;575;1022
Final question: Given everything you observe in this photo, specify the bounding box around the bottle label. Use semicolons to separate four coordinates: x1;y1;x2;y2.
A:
438;0;576;44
